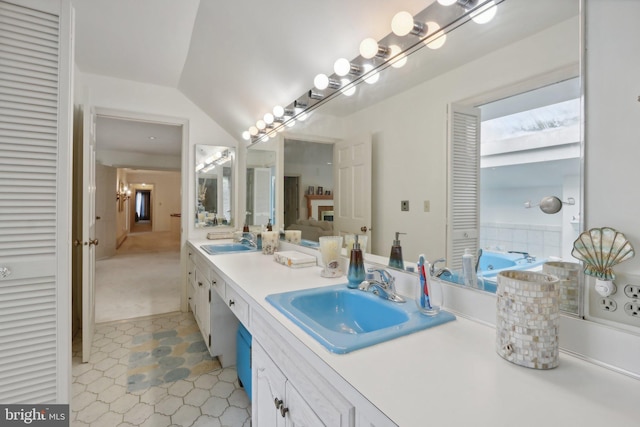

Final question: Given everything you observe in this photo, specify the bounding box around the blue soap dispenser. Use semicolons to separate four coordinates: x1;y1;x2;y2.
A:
388;232;406;270
347;235;365;289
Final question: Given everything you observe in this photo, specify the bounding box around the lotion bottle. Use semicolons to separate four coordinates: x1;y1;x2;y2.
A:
388;232;406;270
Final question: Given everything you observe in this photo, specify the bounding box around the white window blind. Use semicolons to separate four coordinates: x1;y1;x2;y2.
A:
447;104;481;271
0;0;61;403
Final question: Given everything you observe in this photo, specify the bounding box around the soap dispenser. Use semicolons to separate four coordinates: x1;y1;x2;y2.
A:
388;232;406;270
347;235;365;289
266;218;273;231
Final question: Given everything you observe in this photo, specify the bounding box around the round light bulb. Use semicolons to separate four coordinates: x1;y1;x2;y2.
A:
359;38;379;59
256;120;266;130
273;105;284;117
471;1;497;24
437;0;457;6
264;113;274;124
388;45;407;69
424;21;446;50
362;64;379;85
242;131;250;140
391;11;415;37
340;79;356;97
249;126;258;136
314;73;329;90
334;58;351;76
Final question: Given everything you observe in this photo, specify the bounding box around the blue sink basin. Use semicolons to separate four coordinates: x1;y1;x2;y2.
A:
200;242;258;255
266;284;456;354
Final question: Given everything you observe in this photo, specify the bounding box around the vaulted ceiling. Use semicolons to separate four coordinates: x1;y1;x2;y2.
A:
72;0;432;143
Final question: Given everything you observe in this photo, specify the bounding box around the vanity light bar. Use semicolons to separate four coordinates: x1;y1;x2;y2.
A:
246;0;504;145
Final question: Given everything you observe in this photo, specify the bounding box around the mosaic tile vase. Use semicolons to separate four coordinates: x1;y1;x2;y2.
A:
543;261;581;314
496;270;560;370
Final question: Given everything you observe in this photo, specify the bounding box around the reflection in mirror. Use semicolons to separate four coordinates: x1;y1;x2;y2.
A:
245;148;276;229
283;139;335;246
195;145;234;228
252;0;581;308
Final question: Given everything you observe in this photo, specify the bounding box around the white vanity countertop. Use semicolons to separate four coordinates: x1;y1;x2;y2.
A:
189;240;640;426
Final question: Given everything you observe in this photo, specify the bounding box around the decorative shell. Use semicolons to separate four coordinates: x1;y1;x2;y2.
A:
572;227;635;280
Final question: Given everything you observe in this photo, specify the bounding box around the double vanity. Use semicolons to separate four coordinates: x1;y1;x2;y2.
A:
186;238;638;426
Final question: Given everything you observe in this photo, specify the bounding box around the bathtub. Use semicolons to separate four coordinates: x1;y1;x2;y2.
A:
437;250;546;294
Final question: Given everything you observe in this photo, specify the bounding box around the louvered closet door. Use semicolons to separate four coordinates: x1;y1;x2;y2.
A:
0;0;72;403
447;104;480;271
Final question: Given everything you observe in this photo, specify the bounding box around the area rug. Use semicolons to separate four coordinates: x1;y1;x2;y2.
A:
127;325;221;392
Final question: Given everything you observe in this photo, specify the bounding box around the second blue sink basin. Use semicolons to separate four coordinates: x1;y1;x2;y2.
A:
201;242;258;255
266;284;456;354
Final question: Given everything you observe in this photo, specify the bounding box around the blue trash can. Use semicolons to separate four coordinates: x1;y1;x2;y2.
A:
236;323;252;400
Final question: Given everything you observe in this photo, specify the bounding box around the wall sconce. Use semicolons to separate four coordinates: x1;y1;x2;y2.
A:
524;196;575;214
117;182;130;212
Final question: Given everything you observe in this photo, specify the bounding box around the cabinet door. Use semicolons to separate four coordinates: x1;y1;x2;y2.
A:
285;381;324;427
253;343;287;427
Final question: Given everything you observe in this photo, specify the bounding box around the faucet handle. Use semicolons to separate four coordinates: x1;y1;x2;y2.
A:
366;268;394;286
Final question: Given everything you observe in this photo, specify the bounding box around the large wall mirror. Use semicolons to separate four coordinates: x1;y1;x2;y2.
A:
247;0;582;310
195;145;235;228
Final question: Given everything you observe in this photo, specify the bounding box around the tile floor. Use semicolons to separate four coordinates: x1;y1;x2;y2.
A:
72;311;251;427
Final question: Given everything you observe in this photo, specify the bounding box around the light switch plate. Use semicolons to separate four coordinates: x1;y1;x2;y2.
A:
401;200;409;211
424;200;430;212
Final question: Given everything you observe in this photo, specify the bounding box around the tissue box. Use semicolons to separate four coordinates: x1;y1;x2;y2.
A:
274;251;317;268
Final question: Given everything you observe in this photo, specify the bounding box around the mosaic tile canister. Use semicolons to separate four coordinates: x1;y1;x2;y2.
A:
543;261;581;314
496;270;560;369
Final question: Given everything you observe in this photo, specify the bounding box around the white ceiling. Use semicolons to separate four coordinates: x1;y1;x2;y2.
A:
94;117;182;156
71;0;432;151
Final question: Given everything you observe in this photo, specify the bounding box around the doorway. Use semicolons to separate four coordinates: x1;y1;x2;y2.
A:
77;109;186;332
284;176;300;229
131;186;153;233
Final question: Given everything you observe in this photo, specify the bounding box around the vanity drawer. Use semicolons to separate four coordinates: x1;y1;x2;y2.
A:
225;284;249;326
211;271;225;299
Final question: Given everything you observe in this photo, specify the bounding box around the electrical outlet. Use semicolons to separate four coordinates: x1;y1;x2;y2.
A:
586;272;640;331
624;302;640;317
401;200;409;211
599;298;617;312
624;284;640;299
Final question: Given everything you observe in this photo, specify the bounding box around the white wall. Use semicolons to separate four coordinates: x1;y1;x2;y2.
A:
74;71;239;238
585;0;640;275
284;140;334;219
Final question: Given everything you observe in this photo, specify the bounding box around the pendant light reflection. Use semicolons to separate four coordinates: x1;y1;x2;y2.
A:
470;0;497;24
388;45;407;68
424;21;446;49
340;79;356;96
362;64;379;85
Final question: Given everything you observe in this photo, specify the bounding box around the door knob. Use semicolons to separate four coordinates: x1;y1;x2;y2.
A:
73;239;84;247
360;226;372;232
89;239;99;246
96;216;101;220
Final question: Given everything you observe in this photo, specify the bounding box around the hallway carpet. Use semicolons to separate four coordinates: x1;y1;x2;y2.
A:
96;231;180;323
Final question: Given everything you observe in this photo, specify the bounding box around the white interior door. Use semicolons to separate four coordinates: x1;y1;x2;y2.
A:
81;105;97;362
333;134;372;246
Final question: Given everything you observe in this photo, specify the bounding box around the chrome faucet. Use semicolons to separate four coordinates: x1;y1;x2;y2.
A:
237;232;257;248
508;251;536;263
358;268;405;303
430;258;452;278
